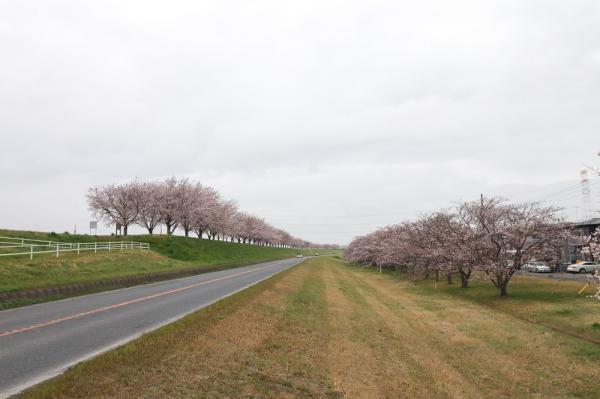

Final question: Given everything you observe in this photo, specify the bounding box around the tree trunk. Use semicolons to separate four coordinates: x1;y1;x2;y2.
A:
460;273;468;288
123;224;128;235
459;269;471;288
147;226;154;235
498;283;508;296
446;273;452;285
495;275;509;296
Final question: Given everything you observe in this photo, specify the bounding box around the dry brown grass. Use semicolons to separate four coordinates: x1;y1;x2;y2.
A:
334;266;600;398
21;257;600;399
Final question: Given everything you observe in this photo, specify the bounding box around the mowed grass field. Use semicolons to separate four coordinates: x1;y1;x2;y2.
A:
20;257;600;398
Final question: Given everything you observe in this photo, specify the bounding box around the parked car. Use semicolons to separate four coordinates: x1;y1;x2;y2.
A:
524;261;551;273
566;261;600;274
296;253;303;258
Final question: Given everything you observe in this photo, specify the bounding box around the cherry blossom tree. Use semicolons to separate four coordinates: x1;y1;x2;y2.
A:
176;181;204;237
135;181;163;234
589;271;600;300
579;150;599;299
345;232;379;265
422;210;479;287
206;199;238;240
158;177;184;235
586;228;600;261
88;177;326;248
188;186;217;239
237;214;262;244
416;212;466;286
585;228;600;300
457;197;566;296
346;196;567;296
87;181;143;235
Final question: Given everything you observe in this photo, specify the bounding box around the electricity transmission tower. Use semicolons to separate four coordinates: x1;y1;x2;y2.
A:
580;169;593;221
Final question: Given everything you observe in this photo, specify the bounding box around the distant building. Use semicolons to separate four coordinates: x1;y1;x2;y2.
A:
563;218;600;263
571;218;600;236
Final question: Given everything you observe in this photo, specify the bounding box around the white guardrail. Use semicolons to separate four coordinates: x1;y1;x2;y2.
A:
0;236;150;259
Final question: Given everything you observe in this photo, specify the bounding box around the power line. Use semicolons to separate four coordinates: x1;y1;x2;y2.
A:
541;179;600;203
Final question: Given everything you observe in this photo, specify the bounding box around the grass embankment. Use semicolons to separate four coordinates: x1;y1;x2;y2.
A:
0;229;338;308
21;257;600;398
409;273;600;345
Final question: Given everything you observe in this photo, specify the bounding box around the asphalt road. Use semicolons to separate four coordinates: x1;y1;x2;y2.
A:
0;257;305;398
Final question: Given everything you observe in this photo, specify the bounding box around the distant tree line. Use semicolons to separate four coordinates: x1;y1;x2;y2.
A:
345;196;570;296
87;177;333;249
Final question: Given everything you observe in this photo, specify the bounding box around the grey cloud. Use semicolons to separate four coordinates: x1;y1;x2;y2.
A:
1;0;599;244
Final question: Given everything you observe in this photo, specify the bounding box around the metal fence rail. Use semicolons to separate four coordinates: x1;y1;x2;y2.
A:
0;236;150;259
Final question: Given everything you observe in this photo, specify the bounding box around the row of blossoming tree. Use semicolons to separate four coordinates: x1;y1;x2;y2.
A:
87;177;330;249
344;196;579;296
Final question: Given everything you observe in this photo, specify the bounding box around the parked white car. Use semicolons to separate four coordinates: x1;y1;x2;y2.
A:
524;261;551;273
566;261;600;274
296;253;303;258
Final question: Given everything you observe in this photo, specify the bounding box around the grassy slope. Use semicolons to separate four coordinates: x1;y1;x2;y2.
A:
21;257;600;399
0;229;332;262
0;229;339;307
409;272;600;344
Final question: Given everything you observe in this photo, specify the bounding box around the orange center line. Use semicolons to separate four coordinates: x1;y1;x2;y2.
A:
0;263;278;338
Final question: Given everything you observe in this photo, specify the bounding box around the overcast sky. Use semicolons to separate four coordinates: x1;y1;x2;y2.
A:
1;0;599;244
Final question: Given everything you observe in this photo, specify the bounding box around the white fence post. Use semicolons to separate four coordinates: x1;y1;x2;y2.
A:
0;237;149;259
